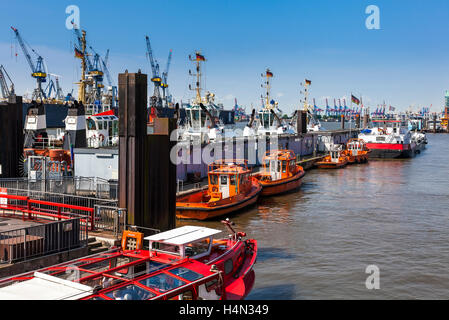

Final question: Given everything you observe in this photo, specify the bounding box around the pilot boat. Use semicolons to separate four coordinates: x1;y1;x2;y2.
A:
344;138;371;164
316;146;348;169
253;150;306;196
176;160;262;220
0;220;257;300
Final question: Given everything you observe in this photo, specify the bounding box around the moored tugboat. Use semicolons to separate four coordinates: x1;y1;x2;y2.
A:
176;160;262;220
254;150;305;196
344;139;371;164
0;220;257;300
316;146;348;169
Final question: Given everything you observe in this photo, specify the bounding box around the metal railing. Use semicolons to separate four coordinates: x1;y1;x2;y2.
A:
1;187;117;211
94;206;127;238
0;218;88;264
0;177;119;200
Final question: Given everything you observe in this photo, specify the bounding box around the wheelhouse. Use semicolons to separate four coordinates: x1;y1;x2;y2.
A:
86;110;119;147
207;160;252;200
346;139;368;156
260;150;297;181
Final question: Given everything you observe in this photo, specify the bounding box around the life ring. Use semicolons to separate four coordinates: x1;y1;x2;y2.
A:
212;186;218;192
99;134;105;142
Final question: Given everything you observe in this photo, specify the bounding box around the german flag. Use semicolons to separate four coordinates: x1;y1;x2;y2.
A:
351;94;360;105
266;70;273;77
196;53;205;61
305;79;312;85
74;47;83;59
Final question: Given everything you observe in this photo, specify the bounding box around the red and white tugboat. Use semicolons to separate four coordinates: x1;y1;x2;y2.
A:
358;119;416;158
0;220;257;300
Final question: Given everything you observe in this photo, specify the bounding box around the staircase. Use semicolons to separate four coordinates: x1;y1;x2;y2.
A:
87;237;110;255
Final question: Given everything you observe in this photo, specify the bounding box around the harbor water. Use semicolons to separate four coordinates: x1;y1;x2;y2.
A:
179;132;449;299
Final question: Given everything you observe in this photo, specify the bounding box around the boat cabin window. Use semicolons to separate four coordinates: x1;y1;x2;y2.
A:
224;258;234;275
98;121;103;130
209;174;218;186
230;175;236;186
87;118;96;130
139;273;186;293
220;175;228;185
185;238;210;258
106;284;156;300
104;121;108;130
282;161;287;173
168;267;203;282
151;242;180;256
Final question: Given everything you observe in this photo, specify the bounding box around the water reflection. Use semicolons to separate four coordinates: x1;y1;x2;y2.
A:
178;134;449;299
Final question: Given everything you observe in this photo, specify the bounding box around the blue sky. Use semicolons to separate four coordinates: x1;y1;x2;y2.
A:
1;0;449;114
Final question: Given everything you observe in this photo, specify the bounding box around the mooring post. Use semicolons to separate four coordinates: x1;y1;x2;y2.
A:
118;70;148;229
144;118;177;232
341;115;345;130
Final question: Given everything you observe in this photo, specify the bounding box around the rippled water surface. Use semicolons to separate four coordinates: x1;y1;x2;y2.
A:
180;133;449;299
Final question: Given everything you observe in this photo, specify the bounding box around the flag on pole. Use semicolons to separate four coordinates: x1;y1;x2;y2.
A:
74;47;83;59
305;79;312;85
266;70;273;77
196;53;205;61
351;94;360;105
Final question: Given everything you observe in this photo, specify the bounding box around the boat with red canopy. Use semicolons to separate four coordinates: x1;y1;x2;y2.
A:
253;150;305;196
0;220;257;300
176;160;262;220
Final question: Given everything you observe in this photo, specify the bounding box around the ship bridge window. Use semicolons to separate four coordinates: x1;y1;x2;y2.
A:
98;121;103;130
210;174;218;185
230;175;236;186
106;284;156;300
104;121;108;129
282;161;287;173
87;119;96;130
139;273;186;293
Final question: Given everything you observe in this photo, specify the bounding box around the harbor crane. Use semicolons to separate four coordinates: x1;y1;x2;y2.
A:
11;26;47;101
0;65;15;100
145;35;163;108
161;49;173;105
46;74;64;101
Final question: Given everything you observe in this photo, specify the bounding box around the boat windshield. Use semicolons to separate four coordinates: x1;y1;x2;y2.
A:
261;111;274;129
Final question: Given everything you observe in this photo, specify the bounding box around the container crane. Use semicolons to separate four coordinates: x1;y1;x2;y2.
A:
11;26;47;101
145;35;163;108
0;65;15;100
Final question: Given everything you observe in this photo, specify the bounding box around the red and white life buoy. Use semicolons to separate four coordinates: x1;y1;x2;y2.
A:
99;134;105;142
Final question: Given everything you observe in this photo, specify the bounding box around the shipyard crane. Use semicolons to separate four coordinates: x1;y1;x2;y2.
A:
46;74;64;100
11;26;47;101
145;35;163;108
0;65;15;100
161;49;173;105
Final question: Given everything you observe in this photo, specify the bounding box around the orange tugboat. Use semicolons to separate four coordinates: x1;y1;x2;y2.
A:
316;147;348;169
344;138;371;164
254;150;305;196
176;160;262;220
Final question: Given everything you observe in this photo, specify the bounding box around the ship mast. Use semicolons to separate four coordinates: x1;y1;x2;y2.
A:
189;51;205;105
300;79;312;125
262;69;273;109
78;30;87;104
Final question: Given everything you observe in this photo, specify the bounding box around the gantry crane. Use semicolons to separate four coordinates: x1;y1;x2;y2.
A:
0;65;15;100
11;26;47;101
